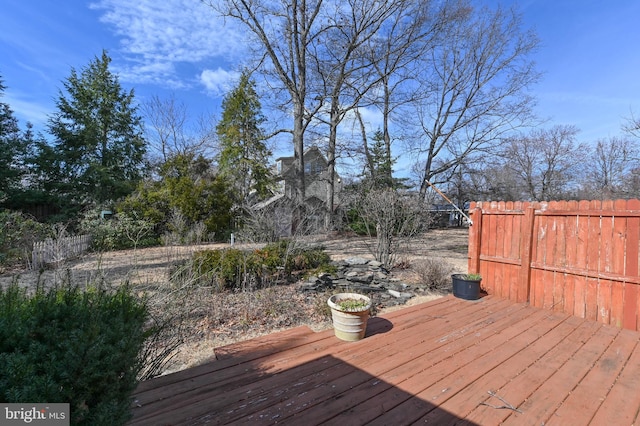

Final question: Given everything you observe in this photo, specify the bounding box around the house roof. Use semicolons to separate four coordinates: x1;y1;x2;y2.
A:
252;193;286;210
275;145;324;162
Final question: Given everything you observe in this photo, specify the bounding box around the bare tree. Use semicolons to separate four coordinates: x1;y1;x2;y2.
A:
142;94;217;163
209;0;331;212
622;111;640;139
365;0;464;186
307;0;414;228
582;136;639;199
411;3;540;198
348;188;429;267
501;125;586;201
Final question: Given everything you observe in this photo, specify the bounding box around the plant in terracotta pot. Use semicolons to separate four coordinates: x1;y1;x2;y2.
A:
451;273;482;300
327;293;372;341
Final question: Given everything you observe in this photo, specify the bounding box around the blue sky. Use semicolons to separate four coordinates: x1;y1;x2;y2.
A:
1;0;639;149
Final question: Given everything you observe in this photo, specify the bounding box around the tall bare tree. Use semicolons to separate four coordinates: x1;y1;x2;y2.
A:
623;111;640;139
210;0;328;212
501;125;585;201
363;0;465;187
412;3;540;198
309;0;407;227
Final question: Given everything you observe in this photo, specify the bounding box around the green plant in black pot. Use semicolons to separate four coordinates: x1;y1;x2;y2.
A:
451;273;482;300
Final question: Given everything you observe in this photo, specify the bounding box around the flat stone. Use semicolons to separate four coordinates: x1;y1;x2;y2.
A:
344;257;370;265
374;272;388;280
388;289;414;298
368;260;383;267
346;273;374;283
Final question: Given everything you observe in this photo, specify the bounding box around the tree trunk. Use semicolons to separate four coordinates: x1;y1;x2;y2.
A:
292;99;306;233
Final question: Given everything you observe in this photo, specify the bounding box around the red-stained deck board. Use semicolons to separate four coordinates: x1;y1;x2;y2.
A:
204;298;520;425
129;295;640;426
587;329;640;425
307;301;534;426
463;317;603;425
501;324;620;426
365;308;559;425
416;311;582;424
552;327;639;425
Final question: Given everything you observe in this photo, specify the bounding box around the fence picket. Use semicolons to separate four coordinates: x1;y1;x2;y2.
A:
469;198;640;331
31;234;91;269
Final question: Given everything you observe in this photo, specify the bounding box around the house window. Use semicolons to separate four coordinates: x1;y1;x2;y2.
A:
305;160;324;175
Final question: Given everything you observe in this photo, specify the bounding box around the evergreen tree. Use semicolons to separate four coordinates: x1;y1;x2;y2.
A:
44;51;146;213
0;75;25;205
364;129;406;189
216;70;272;204
118;153;235;241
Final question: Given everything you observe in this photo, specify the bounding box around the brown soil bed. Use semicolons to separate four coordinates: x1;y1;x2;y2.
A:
0;228;469;375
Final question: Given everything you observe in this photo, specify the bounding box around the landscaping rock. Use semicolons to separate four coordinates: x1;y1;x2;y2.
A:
344;257;369;265
297;258;425;310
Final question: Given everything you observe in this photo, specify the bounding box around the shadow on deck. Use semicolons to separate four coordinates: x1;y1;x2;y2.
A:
129;295;640;425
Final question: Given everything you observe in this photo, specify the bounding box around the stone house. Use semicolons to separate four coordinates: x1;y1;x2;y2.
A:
253;146;342;236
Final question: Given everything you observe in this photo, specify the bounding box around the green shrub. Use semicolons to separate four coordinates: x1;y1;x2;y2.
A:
286;246;331;271
0;282;149;425
80;209;159;251
253;240;288;271
192;248;256;290
0;210;52;269
345;207;373;236
254;241;331;273
189;242;333;291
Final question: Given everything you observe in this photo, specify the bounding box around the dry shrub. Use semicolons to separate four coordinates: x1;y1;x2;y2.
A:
347;189;431;267
203;285;332;337
413;258;453;293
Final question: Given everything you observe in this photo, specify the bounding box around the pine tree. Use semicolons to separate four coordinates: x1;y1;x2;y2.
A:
0;75;25;205
44;51;147;212
364;129;406;189
216;70;272;204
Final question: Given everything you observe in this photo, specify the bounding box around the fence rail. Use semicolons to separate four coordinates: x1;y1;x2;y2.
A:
468;199;640;331
31;234;92;269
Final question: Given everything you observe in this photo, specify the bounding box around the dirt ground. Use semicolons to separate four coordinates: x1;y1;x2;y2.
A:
0;228;469;374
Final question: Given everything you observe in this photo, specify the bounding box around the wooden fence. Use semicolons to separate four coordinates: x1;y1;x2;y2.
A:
468;199;640;331
31;234;92;269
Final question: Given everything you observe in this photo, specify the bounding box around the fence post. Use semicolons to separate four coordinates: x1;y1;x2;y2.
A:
518;205;536;303
468;206;482;274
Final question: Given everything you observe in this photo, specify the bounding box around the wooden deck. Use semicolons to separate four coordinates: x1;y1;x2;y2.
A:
129;295;640;425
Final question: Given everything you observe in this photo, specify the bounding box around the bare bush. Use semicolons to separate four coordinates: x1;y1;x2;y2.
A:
349;189;432;267
236;205;284;243
413;258;453;293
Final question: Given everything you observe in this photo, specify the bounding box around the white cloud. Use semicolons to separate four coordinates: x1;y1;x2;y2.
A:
90;0;247;86
5;93;52;129
199;68;239;96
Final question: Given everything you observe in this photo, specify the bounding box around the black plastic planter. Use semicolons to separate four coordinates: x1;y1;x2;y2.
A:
452;274;482;300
